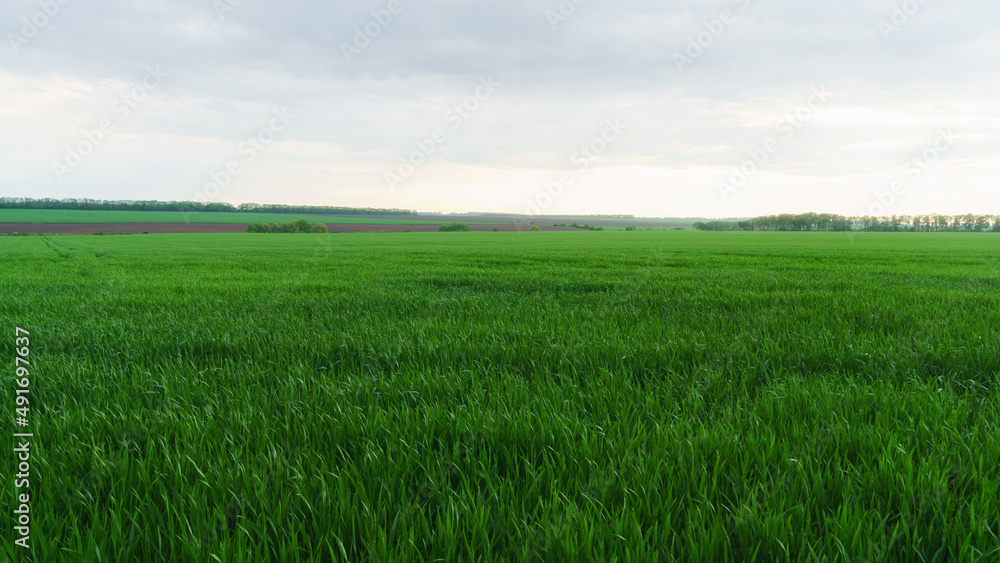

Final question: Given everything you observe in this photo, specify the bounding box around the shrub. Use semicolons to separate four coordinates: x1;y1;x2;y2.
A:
530;225;541;232
693;221;738;231
439;222;470;232
248;221;335;234
492;227;499;232
625;225;637;231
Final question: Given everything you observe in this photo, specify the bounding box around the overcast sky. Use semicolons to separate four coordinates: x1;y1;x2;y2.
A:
2;0;997;217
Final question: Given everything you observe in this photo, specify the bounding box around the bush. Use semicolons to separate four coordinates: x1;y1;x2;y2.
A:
530;225;541;232
492;227;499;232
439;222;470;232
625;225;637;231
693;221;738;231
249;221;327;233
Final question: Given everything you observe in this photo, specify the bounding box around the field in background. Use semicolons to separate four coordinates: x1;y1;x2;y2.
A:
0;209;703;229
0;209;494;225
1;231;998;561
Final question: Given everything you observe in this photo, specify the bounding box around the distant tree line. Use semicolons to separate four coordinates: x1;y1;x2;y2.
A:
695;213;1000;232
247;220;328;233
691;221;741;232
0;197;417;216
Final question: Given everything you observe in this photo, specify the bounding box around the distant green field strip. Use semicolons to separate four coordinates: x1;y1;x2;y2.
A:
0;209;499;225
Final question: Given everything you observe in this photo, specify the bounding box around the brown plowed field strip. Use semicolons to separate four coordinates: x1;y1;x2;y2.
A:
0;222;579;235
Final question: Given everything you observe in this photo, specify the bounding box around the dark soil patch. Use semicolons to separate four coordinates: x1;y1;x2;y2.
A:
0;223;578;235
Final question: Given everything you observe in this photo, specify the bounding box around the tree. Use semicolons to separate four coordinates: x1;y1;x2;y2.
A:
311;223;328;233
960;214;975;231
439;222;470;232
975;215;991;232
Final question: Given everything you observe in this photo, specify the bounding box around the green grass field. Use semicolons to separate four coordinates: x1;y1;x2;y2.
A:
2;231;999;561
0;209;496;225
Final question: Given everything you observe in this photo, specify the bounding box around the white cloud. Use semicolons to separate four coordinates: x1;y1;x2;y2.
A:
1;0;998;216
